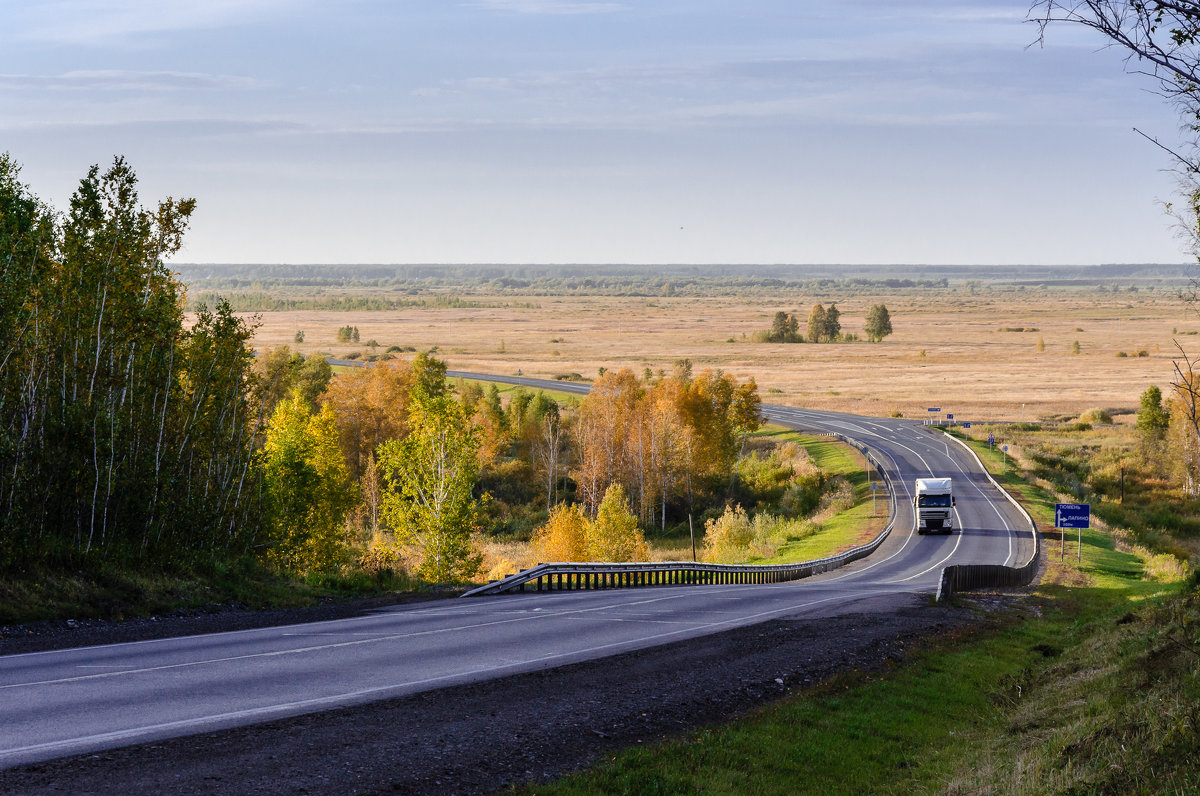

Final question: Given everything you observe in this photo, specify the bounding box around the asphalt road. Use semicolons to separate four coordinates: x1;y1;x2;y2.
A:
0;374;1032;770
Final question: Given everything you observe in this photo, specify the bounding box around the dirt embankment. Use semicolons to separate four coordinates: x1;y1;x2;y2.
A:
0;597;979;795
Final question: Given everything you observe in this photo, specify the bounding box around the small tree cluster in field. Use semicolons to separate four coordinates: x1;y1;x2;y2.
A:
758;302;891;343
294;330;305;343
337;325;360;343
863;304;893;342
763;311;803;342
807;303;841;342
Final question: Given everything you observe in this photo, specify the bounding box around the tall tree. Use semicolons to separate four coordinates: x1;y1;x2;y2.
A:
261;395;356;574
864;303;894;342
807;303;828;343
586;483;647;562
1138;385;1170;440
319;360;413;481
378;360;484;582
823;303;842;342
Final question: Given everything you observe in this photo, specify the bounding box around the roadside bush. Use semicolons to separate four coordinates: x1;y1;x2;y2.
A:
530;503;589;563
811;477;855;515
778;472;825;517
702;504;754;564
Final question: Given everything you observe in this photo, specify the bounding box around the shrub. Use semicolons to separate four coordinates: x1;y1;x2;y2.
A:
1080;408;1113;425
531;503;590;563
702;505;754;564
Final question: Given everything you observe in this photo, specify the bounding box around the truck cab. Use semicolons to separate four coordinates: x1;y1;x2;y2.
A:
915;477;954;534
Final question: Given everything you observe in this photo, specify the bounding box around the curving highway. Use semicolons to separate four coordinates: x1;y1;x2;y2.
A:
0;373;1033;770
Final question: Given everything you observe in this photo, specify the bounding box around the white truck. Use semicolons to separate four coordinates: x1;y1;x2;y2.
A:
914;477;955;534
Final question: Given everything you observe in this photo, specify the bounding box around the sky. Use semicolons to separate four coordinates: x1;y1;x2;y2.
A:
0;0;1192;265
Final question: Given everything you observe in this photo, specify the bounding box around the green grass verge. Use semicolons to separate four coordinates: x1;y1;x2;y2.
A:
456;376;583;403
742;426;886;564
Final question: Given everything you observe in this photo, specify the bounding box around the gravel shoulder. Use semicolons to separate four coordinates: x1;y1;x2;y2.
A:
0;594;981;795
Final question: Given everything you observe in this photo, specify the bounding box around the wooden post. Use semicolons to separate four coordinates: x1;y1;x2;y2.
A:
689;514;696;562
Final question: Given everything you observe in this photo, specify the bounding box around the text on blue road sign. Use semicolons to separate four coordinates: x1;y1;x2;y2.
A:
1055;503;1091;529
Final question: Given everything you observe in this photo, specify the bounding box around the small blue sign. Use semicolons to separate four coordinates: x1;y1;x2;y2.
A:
927;407;941;412
946;413;954;420
1056;503;1090;529
962;422;971;428
988;433;995;446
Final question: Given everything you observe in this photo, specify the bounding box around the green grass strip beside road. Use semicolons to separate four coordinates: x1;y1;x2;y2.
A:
745;426;888;565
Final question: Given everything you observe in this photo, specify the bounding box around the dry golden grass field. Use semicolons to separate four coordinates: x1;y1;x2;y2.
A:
241;288;1190;422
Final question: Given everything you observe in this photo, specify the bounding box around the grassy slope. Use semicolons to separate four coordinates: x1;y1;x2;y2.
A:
739;426;887;564
0;561;417;624
529;433;1200;796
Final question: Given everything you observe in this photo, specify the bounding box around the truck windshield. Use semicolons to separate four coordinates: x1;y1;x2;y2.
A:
918;495;952;508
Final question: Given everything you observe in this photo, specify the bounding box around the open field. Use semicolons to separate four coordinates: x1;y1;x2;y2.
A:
239;287;1188;421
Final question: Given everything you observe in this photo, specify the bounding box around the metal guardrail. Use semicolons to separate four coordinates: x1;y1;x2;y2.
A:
462;433;899;597
935;432;1042;600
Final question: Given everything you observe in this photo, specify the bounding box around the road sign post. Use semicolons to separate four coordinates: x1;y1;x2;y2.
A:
1002;444;1008;474
1055;503;1090;563
871;481;879;515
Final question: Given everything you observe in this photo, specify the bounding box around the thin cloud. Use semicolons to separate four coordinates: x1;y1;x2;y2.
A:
13;0;299;44
0;70;268;92
469;0;623;15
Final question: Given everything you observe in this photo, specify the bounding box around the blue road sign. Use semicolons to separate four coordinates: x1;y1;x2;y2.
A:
1056;503;1090;529
927;407;941;412
962;422;971;428
988;433;995;446
946;413;954;420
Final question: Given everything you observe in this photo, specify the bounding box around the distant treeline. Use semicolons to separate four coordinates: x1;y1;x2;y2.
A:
176;263;1188;299
186;292;525;312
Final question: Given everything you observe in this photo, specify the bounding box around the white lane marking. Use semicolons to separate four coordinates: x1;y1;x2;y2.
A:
823;420;878;437
821;445;919;583
0;588;908;762
0;587;804;690
889;509;966;583
879;437;936;476
941;450;1016;566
